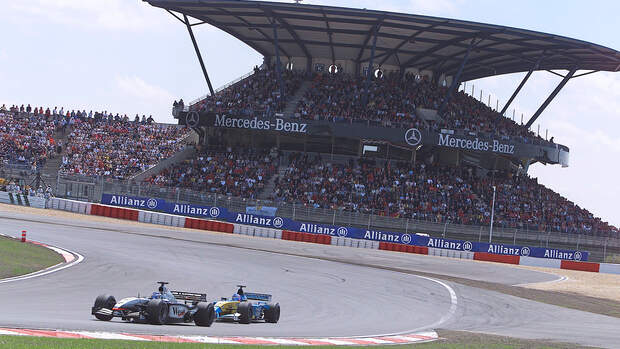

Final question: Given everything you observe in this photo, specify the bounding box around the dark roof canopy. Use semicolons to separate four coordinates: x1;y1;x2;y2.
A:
146;0;620;81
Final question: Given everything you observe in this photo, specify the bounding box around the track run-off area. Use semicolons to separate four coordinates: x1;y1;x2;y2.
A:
0;206;619;348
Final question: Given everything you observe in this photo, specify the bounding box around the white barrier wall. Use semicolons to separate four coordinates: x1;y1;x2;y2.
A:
428;247;473;260
599;263;620;275
519;256;562;269
331;237;379;249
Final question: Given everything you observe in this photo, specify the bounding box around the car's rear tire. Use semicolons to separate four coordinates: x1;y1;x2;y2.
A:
264;302;280;323
238;301;252;324
194;302;215;327
146;299;168;325
93;294;116;321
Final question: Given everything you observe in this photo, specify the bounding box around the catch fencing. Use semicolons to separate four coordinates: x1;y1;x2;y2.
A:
54;174;620;262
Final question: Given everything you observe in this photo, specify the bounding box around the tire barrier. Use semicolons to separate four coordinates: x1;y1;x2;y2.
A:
44;198;620;275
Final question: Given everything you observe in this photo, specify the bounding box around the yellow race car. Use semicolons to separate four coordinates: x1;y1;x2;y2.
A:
213;285;280;324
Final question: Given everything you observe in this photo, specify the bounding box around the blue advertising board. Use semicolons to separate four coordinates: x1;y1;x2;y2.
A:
101;193;588;261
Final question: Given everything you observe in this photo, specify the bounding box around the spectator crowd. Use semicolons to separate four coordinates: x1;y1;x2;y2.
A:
294;72;544;143
0;104;58;171
191;65;305;118
60;120;188;179
186;66;549;144
144;148;617;237
269;153;615;236
1;103;189;180
144;148;279;199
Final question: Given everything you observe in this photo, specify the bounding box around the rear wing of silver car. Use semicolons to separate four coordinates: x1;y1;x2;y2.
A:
244;292;272;302
171;290;207;302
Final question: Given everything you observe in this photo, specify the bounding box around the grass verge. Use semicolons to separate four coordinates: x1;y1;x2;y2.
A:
0;235;64;278
0;332;594;349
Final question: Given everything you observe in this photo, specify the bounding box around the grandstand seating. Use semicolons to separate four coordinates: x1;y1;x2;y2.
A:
295;72;543;143
60;119;188;179
145;150;617;237
1;104;189;180
143;149;279;199
191;66;305;117
190;68;548;145
0;107;57;169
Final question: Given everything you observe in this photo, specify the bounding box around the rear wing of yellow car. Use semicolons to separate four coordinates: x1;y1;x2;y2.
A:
245;292;272;302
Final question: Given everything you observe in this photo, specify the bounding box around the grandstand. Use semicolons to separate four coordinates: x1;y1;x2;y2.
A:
2;1;619;259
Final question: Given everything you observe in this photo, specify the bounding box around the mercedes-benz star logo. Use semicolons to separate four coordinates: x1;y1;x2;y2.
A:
404;128;422;146
186;111;200;128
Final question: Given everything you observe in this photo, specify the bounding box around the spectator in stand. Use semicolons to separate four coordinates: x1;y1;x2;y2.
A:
0;108;57;169
191;65;305;118
59;117;188;179
267;152;616;236
144;148;279;199
294;71;547;143
142;147;618;237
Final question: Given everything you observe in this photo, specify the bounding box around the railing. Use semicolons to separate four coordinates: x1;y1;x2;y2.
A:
54;174;620;255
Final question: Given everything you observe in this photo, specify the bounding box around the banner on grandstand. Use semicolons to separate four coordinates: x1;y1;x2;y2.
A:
246;206;277;217
192;112;566;164
101;193;588;261
208;114;309;133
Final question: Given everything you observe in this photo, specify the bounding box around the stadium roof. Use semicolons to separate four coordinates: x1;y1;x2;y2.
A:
146;0;620;81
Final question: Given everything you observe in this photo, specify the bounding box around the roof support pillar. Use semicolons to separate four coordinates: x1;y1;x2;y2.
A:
271;19;286;101
363;29;379;106
500;56;542;116
184;14;215;97
438;38;476;116
525;67;577;128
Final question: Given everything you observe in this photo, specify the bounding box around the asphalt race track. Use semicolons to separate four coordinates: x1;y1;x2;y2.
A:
1;209;619;347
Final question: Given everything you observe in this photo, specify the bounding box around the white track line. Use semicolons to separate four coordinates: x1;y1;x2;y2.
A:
513;275;568;287
334;274;458;338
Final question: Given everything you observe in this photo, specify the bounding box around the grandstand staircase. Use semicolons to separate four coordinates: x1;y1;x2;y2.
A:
258;167;287;200
282;80;313;117
37;130;69;189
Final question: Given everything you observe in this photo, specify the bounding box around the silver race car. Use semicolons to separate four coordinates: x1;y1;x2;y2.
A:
91;282;215;326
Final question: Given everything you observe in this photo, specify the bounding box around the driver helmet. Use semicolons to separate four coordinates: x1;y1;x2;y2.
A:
151;292;161;299
232;294;241;301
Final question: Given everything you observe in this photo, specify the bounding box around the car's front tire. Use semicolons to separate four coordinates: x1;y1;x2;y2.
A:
264;302;280;323
237;301;252;324
194;302;215;327
93;294;116;321
146;299;168;325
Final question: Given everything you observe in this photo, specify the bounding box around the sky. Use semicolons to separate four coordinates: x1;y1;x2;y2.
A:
0;0;618;227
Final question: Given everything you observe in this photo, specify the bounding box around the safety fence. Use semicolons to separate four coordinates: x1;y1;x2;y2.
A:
45;197;620;275
52;174;620;262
